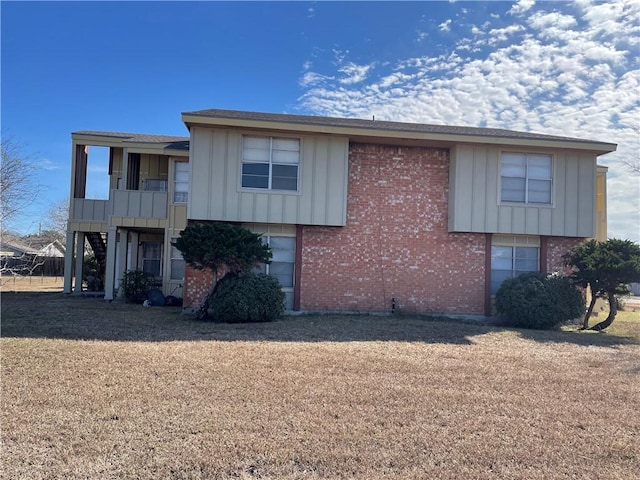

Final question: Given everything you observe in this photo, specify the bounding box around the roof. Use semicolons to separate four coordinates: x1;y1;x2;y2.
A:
182;108;617;153
72;131;189;151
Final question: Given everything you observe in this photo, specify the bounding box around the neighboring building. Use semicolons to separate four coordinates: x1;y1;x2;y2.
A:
64;109;616;316
1;234;65;258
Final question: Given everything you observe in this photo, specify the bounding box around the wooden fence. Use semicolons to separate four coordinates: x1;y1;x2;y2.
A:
1;256;65;277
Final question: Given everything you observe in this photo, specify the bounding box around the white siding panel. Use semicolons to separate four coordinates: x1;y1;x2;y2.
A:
564;153;580;237
471;147;488;231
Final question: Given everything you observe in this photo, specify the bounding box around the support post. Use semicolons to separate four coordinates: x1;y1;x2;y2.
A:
104;227;118;300
63;230;75;294
73;232;85;293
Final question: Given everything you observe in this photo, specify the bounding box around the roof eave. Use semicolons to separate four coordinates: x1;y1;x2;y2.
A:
181;113;617;154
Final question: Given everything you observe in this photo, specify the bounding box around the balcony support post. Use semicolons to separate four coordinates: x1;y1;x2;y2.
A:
104;227;118;300
63;230;75;294
73;232;85;294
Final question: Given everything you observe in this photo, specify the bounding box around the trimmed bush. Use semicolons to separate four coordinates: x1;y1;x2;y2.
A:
495;272;584;329
119;270;155;304
209;272;285;323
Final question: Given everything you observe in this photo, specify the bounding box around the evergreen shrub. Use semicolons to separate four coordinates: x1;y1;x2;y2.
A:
209;272;285;323
495;272;584;329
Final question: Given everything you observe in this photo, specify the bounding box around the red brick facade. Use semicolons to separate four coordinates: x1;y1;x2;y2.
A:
300;143;487;315
182;142;588;316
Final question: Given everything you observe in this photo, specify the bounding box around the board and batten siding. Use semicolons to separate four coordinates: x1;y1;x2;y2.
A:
188;127;349;226
448;144;596;237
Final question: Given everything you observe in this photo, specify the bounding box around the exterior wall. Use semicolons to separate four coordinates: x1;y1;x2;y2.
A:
183;265;214;310
449;144;597;237
189;127;349;226
545;236;585;274
595;166;607;241
300;143;487;315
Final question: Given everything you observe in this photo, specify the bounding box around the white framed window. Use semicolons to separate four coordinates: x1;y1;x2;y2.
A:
252;234;296;310
170;241;185;280
144;179;168;192
142;242;162;277
241;136;300;191
491;235;540;294
173;161;189;203
501;153;552;204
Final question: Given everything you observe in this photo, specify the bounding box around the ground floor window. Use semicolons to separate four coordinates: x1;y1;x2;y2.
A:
170;241;185;281
250;233;296;310
491;235;539;294
142;242;162;277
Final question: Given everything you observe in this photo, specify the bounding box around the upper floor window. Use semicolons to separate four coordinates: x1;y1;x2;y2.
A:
242;136;299;191
174;161;189;203
501;153;552;204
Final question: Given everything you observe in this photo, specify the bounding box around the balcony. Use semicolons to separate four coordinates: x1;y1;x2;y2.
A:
70;190;168;228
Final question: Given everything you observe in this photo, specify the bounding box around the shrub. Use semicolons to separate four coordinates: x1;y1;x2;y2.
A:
119;270;155;303
495;272;584;329
209;272;285;323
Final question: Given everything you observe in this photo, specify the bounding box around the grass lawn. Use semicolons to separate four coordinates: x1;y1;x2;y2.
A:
2;290;639;479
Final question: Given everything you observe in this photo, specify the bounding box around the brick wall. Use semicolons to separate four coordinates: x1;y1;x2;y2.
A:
300;143;487;315
183;265;213;309
546;237;585;274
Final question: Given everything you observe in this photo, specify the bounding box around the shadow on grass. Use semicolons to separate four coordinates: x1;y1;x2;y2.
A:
1;292;637;347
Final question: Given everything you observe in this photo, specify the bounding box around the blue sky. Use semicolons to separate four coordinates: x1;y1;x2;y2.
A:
2;0;639;242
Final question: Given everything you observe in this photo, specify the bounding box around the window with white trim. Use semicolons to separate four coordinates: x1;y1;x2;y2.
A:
242;136;299;191
170;241;185;280
173;161;189;203
491;235;540;294
501;153;552;204
142;242;162;277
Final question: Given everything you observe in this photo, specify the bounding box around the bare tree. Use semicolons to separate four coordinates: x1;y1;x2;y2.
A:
43;197;69;239
1;138;39;228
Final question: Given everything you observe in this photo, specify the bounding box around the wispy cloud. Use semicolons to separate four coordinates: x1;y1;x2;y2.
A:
509;0;535;16
36;159;62;171
439;19;452;32
297;0;640;242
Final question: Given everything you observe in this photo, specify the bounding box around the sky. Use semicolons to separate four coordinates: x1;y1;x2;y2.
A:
2;0;639;243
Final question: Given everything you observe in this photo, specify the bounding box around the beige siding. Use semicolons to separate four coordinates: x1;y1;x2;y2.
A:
449;144;596;237
189;127;349;226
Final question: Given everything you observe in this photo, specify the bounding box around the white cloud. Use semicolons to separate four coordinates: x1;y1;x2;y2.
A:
297;0;640;242
439;19;452;32
338;62;373;85
509;0;535;16
36;159;62;171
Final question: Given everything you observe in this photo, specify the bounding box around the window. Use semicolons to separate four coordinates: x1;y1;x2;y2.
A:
170;241;185;280
501;153;552;204
142;242;162;277
144;179;168;192
254;235;296;309
242;136;299;191
491;236;539;294
174;162;189;203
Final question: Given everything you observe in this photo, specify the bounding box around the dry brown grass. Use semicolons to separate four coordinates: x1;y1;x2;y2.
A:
2;292;639;479
1;275;64;293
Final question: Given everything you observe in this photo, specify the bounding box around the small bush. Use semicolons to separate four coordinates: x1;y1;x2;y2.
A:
495;272;584;329
209;272;285;323
119;270;155;304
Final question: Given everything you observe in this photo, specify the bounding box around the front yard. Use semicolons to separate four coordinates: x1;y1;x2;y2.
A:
2;291;639;479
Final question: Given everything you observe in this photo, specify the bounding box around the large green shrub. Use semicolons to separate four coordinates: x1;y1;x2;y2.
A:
209;272;285;323
119;270;155;303
495;272;584;329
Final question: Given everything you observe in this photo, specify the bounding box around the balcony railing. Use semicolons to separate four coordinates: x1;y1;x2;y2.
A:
70;190;168;223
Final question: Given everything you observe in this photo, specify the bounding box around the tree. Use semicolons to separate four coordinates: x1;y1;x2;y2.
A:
43;198;69;239
564;239;640;331
1;138;39;228
173;222;272;319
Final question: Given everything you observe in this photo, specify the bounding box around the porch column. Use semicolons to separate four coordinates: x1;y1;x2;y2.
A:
116;229;129;297
129;231;140;270
63;230;75;294
104;227;118;300
73;232;85;294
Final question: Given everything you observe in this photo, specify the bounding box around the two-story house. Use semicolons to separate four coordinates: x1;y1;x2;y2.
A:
63;109;615;316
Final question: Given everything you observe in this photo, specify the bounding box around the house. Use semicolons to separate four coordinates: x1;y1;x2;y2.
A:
63;109;616;316
1;234;65;258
